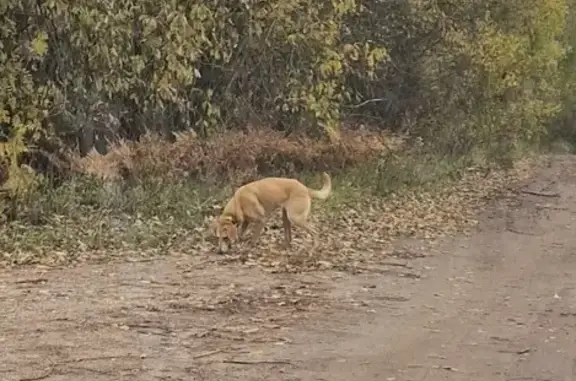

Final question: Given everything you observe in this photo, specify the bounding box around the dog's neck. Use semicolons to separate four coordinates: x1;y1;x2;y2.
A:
220;198;239;223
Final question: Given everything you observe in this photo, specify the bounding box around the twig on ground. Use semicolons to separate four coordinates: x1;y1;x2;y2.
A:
223;359;292;365
505;228;541;236
14;278;47;284
380;261;412;268
508;187;560;198
350;265;421;279
380;295;411;302
127;258;157;263
497;348;531;355
440;365;460;372
57;354;141;364
520;190;560;197
193;350;223;359
126;323;170;332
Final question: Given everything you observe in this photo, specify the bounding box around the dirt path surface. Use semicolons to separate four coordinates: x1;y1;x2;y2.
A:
2;155;576;381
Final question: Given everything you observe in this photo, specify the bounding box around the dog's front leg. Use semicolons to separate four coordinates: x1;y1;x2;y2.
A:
282;208;292;248
249;221;266;245
238;220;250;241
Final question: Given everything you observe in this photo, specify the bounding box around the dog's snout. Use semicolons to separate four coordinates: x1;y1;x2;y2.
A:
217;240;230;254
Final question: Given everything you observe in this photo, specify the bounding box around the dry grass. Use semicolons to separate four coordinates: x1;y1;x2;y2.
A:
71;128;403;186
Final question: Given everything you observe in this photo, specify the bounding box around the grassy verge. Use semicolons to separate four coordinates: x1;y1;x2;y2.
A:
0;131;544;267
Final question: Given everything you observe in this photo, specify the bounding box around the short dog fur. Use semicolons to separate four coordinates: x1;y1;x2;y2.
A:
211;172;332;253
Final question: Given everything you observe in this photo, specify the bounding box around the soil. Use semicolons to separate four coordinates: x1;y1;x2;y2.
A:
2;155;576;381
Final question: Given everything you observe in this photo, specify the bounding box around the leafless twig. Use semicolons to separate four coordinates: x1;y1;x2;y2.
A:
508;187;560;198
58;354;141;364
193;350;222;359
223;359;292;365
380;261;412;268
346;98;387;108
505;227;541;236
14;278;47;284
498;348;531;355
519;190;560;197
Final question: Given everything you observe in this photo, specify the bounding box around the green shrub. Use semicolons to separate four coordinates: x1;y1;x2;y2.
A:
1;0;576;212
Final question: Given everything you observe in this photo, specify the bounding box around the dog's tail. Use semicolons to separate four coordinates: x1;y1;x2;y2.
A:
308;172;332;200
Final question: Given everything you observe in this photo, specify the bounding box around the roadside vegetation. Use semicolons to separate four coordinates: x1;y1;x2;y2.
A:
1;0;575;267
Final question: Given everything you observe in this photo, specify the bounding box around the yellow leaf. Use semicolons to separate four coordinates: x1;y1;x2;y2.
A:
31;31;49;57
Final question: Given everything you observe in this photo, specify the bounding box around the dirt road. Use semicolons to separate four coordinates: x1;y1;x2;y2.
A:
2;155;576;381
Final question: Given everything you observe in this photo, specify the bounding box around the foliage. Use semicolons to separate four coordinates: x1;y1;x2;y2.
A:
1;0;386;158
345;0;570;160
547;0;576;147
1;0;576;263
1;0;574;166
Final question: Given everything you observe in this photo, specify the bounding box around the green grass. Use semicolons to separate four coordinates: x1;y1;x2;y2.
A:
0;147;514;265
0;177;231;262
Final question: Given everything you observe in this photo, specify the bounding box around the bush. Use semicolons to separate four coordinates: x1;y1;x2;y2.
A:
1;0;576;212
345;0;569;159
71;128;402;186
0;0;385;156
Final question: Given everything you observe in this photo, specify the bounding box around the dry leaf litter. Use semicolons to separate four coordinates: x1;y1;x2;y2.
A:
1;157;540;272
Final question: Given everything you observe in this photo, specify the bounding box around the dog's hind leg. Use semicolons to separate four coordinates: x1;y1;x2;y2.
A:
284;197;318;239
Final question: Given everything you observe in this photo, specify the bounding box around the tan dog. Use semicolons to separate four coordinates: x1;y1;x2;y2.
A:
211;173;332;253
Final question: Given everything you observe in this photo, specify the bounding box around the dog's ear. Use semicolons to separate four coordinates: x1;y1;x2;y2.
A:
222;215;235;224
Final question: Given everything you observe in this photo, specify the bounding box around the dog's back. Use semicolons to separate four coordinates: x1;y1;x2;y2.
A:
238;177;303;209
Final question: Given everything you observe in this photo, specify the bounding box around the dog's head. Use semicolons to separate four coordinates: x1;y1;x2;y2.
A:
210;215;238;253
